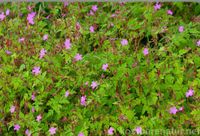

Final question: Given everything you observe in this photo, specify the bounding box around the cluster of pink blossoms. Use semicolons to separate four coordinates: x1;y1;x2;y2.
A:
27;12;36;25
14;124;20;131
10;4;200;135
108;127;114;135
65;90;70;97
154;2;161;11
76;22;81;30
186;89;194;98
43;34;48;41
167;10;173;15
74;53;82;61
88;5;98;32
196;40;200;46
31;93;35;101
169;106;184;115
10;105;16;113
121;40;149;57
32;66;41;75
25;129;31;136
0;9;10;21
169;88;194;115
0;12;6;21
39;48;47;59
79;81;99;106
13;124;57;135
90;26;95;33
179;26;184;33
107;126;142;135
14;125;31;136
19;37;25;42
49;127;57;135
121;39;128;46
5;50;12;55
89;5;98;16
91;81;98;90
143;48;149;56
80;95;86;106
102;64;108;71
64;38;71;49
154;3;173;16
36;114;42;122
135;126;142;134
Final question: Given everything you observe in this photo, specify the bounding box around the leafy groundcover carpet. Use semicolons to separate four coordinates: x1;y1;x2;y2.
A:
0;2;200;136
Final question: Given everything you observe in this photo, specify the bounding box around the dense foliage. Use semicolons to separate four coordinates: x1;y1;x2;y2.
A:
0;2;200;136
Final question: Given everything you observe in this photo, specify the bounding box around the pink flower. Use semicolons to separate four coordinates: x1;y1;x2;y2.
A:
121;39;128;46
143;48;149;56
49;127;57;135
74;53;82;61
6;9;10;16
85;81;89;85
27;12;36;25
78;132;84;136
186;89;194;98
89;10;94;16
39;48;47;59
101;74;105;78
27;6;32;11
64;2;69;7
154;2;161;11
62;14;66;17
65;90;69;97
178;106;184;112
36;114;42;122
169;106;178;114
196;40;200;46
111;14;116;18
179;26;184;32
91;81;98;90
43;34;48;41
14;124;20;131
25;129;31;136
76;22;81;30
0;12;6;21
32;66;41;75
102;64;108;71
135;126;142;134
6;50;12;55
46;15;50;19
64;39;71;50
92;5;98;12
90;26;95;33
19;37;25;42
32;107;35;113
80;95;86;106
31;94;35;101
167;10;173;15
10;105;16;113
108;127;114;135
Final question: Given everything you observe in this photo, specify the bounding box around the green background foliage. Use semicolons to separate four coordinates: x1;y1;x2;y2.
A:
0;2;200;136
